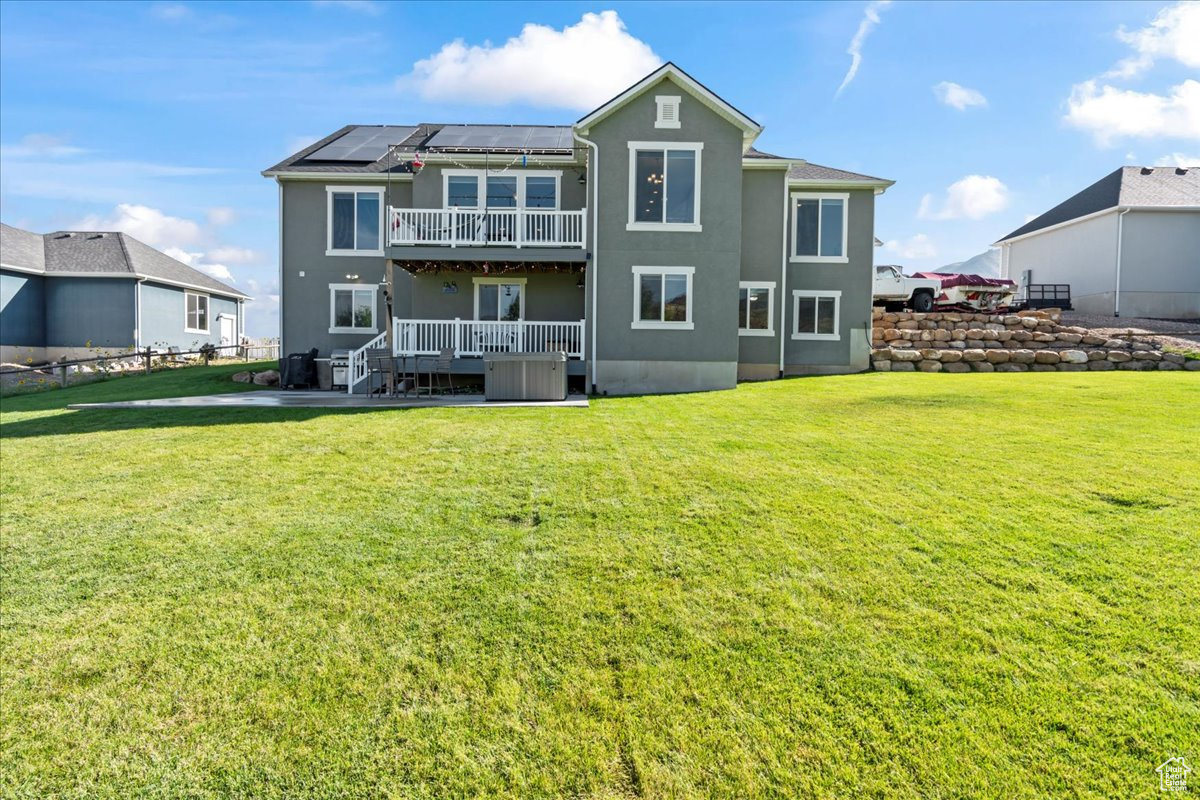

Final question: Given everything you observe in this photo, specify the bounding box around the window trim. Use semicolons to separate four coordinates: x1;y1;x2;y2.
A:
441;169;563;211
326;186;385;257
738;281;776;337
328;283;379;335
472;276;528;321
655;95;681;129
626;141;703;232
790;192;849;264
184;290;210;335
631;265;695;330
791;289;842;341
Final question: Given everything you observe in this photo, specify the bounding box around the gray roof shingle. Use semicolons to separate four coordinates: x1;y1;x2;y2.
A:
788;162;892;185
1;224;246;298
999;166;1200;241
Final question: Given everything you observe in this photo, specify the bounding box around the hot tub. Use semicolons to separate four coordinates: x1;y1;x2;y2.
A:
483;352;568;401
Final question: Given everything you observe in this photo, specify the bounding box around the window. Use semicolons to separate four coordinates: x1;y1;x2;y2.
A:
792;290;841;340
791;193;848;262
185;291;209;334
329;284;377;334
327;187;383;255
627;142;702;231
631;266;694;330
655;95;681;129
474;277;526;321
442;171;560;210
738;281;775;336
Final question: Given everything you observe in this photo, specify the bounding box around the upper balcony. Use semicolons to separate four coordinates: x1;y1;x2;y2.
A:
388;207;586;249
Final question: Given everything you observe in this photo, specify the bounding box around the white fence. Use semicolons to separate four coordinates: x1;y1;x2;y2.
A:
388;207;586;248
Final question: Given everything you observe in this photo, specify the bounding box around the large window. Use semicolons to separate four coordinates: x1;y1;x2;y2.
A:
329;284;377;334
627;142;702;231
792;193;847;262
632;266;694;330
738;281;775;336
185;291;209;334
327;187;383;255
792;290;841;340
473;277;526;321
442;171;560;210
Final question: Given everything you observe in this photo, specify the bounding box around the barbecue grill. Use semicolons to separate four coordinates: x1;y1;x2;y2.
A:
330;349;352;388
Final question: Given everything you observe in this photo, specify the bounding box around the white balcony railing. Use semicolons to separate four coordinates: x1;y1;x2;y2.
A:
394;318;585;359
388;207;586;248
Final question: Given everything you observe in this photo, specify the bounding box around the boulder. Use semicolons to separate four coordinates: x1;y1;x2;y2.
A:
1140;351;1162;362
995;363;1027;372
965;339;985;349
943;362;971;373
1032;332;1057;343
1088;359;1115;371
891;349;922;362
1162;352;1186;364
1034;351;1061;365
232;371;252;384
897;320;919;330
1031;363;1057;372
951;329;967;341
1056;363;1088;372
1081;334;1106;346
252;369;280;386
1060;349;1089;364
882;328;904;341
985;350;1011;364
1118;360;1156;371
1010;330;1033;342
972;361;995;372
1107;351;1132;363
917;360;943;372
997;330;1014;342
1010;349;1036;364
1057;333;1083;344
891;361;916;372
1131;341;1154;351
961;349;987;362
1184;360;1200;371
1158;361;1181;371
1002;315;1022;326
940;350;964;363
948;341;966;349
873;360;892;372
1020;317;1040;329
1088;350;1107;361
933;328;952;342
1103;339;1128;349
919;348;942;361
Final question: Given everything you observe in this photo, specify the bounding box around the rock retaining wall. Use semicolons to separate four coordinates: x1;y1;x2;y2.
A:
871;309;1198;373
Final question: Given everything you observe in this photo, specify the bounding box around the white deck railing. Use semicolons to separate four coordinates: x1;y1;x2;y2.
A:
346;330;389;393
388;207;586;248
394;318;585;359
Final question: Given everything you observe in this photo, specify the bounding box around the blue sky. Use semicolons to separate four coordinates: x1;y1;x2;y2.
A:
2;0;1196;336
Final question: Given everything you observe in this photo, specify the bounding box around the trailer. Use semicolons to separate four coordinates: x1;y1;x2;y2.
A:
912;272;1018;312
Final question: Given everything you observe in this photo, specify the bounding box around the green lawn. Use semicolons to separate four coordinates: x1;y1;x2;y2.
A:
2;366;1197;798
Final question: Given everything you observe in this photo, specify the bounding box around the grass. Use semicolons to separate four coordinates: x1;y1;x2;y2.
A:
1;367;1197;798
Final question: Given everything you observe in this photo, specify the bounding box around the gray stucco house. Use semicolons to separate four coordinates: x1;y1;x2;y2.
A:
263;63;893;394
995;166;1199;319
1;223;248;363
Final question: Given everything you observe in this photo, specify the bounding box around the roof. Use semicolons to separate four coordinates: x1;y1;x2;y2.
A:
0;223;247;298
576;62;762;148
788;162;893;187
998;166;1200;242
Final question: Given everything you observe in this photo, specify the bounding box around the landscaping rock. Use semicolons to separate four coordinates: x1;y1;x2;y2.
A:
972;361;995;372
961;349;987;362
1081;334;1106;346
943;362;971;373
1088;360;1115;371
1162;353;1186;364
252;370;280;386
940;350;964;363
1033;332;1057;343
1088;350;1107;361
1057;333;1083;344
920;348;942;361
891;361;915;372
1010;350;1036;364
1185;360;1200;371
232;371;252;384
996;363;1027;372
891;349;922;362
1060;350;1089;364
1158;361;1181;371
1031;364;1057;372
1056;363;1088;372
1034;351;1061;365
873;360;892;372
917;360;942;372
1103;339;1128;349
1107;351;1132;363
1118;360;1155;371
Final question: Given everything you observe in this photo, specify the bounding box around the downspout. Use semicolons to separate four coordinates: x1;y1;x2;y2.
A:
1114;207;1130;317
779;171;789;375
574;132;600;393
135;277;144;350
276;178;285;353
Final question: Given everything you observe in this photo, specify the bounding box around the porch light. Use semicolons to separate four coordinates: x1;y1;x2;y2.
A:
577;171;587;185
345;273;359;280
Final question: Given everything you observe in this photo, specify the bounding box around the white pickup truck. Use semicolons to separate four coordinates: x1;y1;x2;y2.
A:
873;265;942;312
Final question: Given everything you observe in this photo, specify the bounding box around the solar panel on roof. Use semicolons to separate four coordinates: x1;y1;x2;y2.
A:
307;126;418;161
425;125;574;152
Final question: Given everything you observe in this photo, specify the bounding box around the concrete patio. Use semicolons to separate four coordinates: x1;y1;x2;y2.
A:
68;390;589;410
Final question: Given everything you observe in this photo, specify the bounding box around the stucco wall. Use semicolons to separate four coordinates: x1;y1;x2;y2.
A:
402;271;584;322
1005;211;1120;315
737;169;787;376
1116;210;1200;318
586;73;745;394
44;277;135;350
140;281;240;350
412;164;587;211
783;188;876;374
1;269;45;347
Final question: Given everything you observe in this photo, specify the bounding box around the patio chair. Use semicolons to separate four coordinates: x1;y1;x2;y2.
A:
416;347;456;396
364;348;395;397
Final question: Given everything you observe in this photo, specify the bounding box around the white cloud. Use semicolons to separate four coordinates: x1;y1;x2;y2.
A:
1105;0;1200;78
208;245;258;264
1155;152;1200;166
311;0;381;14
933;81;987;110
836;0;893;96
402;11;661;110
1065;79;1200;146
75;204;203;247
207;206;236;226
918;175;1010;221
883;233;938;260
149;3;192;21
164;248;236;283
0;133;87;159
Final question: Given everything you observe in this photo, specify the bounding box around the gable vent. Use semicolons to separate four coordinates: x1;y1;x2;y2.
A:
655;95;681;129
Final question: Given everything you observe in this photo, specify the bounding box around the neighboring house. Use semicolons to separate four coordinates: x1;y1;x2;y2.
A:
994;166;1200;319
263;62;893;394
1;223;248;363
